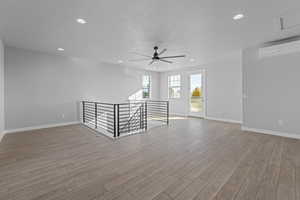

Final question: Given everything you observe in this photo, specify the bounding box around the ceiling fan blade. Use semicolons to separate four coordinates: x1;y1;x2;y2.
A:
158;49;167;56
149;60;155;65
128;58;151;62
130;52;152;58
160;55;186;59
160;59;173;64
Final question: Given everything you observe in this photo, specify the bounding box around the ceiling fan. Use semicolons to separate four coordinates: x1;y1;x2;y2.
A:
129;46;186;65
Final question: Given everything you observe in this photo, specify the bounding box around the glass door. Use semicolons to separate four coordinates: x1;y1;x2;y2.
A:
189;71;205;117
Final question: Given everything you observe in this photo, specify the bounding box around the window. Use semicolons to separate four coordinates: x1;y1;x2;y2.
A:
168;75;181;98
142;75;151;99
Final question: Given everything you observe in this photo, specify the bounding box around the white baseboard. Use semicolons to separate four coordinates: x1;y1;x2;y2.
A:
0;132;4;142
170;114;242;124
4;121;80;134
205;116;242;124
170;113;188;117
242;126;300;140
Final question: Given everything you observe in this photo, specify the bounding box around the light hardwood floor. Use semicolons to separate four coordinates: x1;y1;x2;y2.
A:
0;117;299;200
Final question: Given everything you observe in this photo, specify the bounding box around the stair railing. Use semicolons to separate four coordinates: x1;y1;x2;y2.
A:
117;102;146;136
81;100;168;139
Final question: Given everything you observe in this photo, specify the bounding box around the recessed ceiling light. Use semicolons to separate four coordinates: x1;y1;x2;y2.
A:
57;48;65;51
118;60;123;63
233;14;244;20
189;58;195;62
76;18;87;24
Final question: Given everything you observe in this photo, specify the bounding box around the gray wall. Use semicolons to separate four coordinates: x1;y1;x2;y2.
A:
5;47;160;131
0;40;4;140
160;51;242;122
243;47;300;134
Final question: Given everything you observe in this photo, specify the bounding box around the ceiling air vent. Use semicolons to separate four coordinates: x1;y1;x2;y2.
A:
259;37;300;58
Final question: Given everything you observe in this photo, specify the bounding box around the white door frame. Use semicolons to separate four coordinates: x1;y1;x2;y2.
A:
187;70;206;118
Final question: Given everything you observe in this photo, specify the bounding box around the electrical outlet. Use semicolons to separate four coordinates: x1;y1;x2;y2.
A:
278;120;284;126
221;112;226;118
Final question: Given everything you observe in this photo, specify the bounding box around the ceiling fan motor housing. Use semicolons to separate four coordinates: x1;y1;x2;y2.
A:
153;46;159;59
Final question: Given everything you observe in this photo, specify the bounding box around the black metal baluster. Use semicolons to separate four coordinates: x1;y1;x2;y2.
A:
117;104;120;137
167;101;169;125
142;104;145;129
95;102;97;129
83;101;86;123
128;104;130;134
140;105;142;129
113;104;116;138
145;102;147;130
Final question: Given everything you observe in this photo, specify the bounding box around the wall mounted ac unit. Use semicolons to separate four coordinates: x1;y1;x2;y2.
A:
259;39;300;58
279;12;300;31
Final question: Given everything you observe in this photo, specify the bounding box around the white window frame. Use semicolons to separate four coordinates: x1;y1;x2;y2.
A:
168;74;181;99
142;75;151;99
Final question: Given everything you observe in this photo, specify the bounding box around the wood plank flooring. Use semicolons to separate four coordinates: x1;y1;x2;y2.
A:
0;117;300;200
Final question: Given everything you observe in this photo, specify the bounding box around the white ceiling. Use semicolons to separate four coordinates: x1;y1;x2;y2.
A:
0;0;300;71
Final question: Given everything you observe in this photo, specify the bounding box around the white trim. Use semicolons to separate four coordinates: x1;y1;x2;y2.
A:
205;116;242;124
168;74;181;99
259;40;300;58
170;113;188;117
142;74;151;99
187;70;206;118
4;121;80;134
0;133;4;142
242;126;300;140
